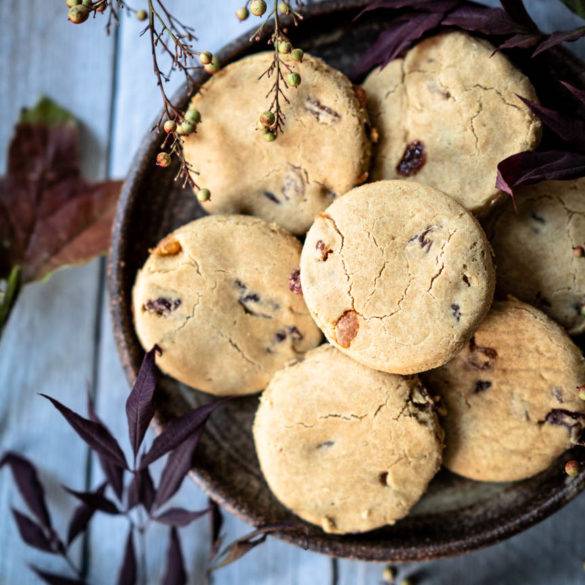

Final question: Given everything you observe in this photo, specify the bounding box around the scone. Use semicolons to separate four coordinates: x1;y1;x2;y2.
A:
424;299;585;482
300;180;495;374
183;52;371;235
363;31;541;214
132;215;321;396
490;178;585;335
254;345;443;534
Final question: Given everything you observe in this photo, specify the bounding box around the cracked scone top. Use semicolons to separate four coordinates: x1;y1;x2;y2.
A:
182;52;371;236
363;31;541;214
423;299;585;482
253;345;443;534
490;178;585;335
132;215;322;396
300;180;495;374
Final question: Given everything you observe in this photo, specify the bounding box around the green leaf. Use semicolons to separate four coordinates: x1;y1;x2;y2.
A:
561;0;585;21
19;96;75;127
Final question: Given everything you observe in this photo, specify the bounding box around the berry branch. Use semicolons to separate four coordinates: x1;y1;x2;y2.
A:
236;0;305;141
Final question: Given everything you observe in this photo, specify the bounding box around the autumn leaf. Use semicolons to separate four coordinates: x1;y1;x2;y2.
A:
0;97;121;284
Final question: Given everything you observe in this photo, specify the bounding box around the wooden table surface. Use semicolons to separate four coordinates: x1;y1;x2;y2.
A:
2;1;585;583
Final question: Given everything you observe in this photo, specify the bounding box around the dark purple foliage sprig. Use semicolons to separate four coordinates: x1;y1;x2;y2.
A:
355;0;585;76
496;81;585;195
0;346;227;585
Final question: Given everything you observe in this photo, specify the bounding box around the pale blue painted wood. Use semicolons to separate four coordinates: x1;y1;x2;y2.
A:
0;2;116;583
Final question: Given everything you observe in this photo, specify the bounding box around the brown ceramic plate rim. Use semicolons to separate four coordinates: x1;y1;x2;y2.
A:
108;0;585;562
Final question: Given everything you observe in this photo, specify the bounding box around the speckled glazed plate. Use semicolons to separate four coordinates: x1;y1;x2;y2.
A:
109;0;585;562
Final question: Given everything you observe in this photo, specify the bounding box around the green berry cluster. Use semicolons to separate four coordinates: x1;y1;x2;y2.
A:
236;1;293;21
199;51;220;74
66;1;149;24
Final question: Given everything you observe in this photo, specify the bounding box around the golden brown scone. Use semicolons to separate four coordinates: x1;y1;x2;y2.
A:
490;178;585;335
183;52;371;235
254;345;443;534
132;215;321;396
423;298;585;482
363;32;541;215
300;180;495;374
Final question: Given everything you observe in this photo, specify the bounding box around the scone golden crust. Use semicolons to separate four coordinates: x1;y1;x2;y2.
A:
490;178;585;335
183;52;371;235
254;345;443;534
300;180;495;374
363;32;541;215
423;299;585;482
132;215;321;396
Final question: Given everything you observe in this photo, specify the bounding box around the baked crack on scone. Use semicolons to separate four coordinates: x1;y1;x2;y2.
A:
490;178;585;335
132;215;322;396
423;298;585;482
183;52;371;235
253;345;443;534
363;31;541;215
300;180;495;374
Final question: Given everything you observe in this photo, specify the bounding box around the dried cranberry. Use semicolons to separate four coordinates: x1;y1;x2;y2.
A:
396;140;426;177
143;297;181;316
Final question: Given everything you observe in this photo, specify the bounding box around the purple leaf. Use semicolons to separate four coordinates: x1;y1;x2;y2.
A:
116;528;137;585
358;0;457;15
66;482;107;545
442;5;523;35
127;467;156;512
496;149;585;195
354;11;444;76
12;508;56;553
30;566;85;585
532;26;585;56
500;0;538;30
152;427;203;510
41;394;127;470
1;452;52;530
87;396;125;500
63;485;120;515
518;96;585;149
154;506;210;527
162;527;187;585
497;32;540;49
139;399;226;469
561;80;585;106
209;498;223;560
126;347;159;457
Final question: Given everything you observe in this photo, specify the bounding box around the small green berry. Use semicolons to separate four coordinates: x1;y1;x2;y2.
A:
82;0;92;7
65;0;81;7
260;111;276;128
250;0;267;17
199;51;213;65
177;121;195;136
156;152;172;168
382;565;396;584
291;48;304;62
163;120;177;134
68;5;89;23
236;6;249;21
203;55;220;74
196;188;211;202
287;72;301;87
136;9;147;21
278;40;292;54
263;130;276;142
185;108;201;124
565;459;580;477
278;1;291;15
